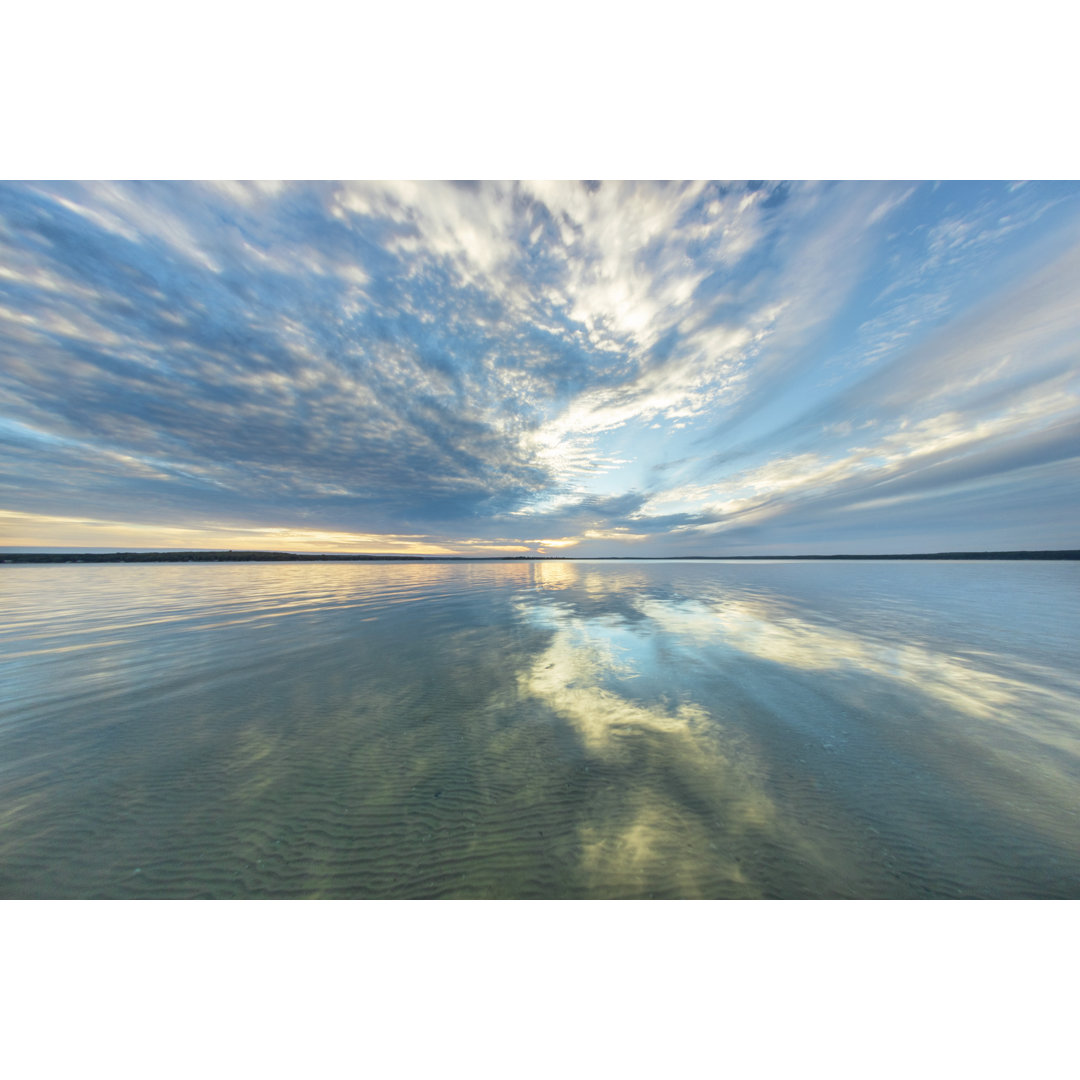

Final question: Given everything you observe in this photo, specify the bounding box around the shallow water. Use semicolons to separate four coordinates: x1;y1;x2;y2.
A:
2;559;1078;898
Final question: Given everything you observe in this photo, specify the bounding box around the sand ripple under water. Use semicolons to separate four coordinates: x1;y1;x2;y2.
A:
1;559;1078;898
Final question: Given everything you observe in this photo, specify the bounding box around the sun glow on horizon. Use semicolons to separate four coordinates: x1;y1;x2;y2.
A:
0;509;536;556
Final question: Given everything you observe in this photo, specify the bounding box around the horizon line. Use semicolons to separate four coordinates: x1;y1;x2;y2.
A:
3;548;1079;564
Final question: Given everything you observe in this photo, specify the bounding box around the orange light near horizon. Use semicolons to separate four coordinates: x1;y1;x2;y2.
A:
0;510;590;558
0;509;464;556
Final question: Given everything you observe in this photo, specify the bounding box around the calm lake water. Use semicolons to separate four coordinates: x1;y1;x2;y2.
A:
2;559;1078;898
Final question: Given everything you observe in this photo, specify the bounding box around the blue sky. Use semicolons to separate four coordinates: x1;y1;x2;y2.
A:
1;180;1078;555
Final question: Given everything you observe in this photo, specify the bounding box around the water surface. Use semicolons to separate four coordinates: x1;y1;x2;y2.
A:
2;559;1078;898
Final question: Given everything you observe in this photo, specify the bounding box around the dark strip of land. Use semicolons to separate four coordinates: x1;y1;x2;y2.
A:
2;550;1078;564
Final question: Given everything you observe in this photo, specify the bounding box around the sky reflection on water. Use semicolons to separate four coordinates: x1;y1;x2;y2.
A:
1;560;1078;897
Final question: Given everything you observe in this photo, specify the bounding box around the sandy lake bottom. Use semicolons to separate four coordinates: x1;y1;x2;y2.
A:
2;558;1078;899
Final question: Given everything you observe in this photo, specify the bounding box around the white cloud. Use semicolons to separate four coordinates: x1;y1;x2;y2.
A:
640;377;1080;534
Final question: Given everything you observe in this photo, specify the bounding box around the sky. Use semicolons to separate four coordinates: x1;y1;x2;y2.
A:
1;179;1079;556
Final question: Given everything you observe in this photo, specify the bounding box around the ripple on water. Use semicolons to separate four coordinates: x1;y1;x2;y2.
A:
1;560;1079;898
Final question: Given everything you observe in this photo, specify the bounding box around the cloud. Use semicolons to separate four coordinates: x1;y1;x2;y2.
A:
1;180;1079;553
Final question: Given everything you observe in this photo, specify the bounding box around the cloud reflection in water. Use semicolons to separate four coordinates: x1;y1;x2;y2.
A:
2;560;1078;897
514;560;1080;896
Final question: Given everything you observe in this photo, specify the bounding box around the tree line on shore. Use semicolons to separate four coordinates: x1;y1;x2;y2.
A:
1;549;1077;564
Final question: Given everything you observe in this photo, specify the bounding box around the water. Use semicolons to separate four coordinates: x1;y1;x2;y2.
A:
1;559;1078;898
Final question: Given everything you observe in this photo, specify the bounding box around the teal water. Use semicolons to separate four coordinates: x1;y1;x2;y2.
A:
2;559;1078;898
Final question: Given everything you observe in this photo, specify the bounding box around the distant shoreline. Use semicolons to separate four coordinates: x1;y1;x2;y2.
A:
2;549;1078;564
